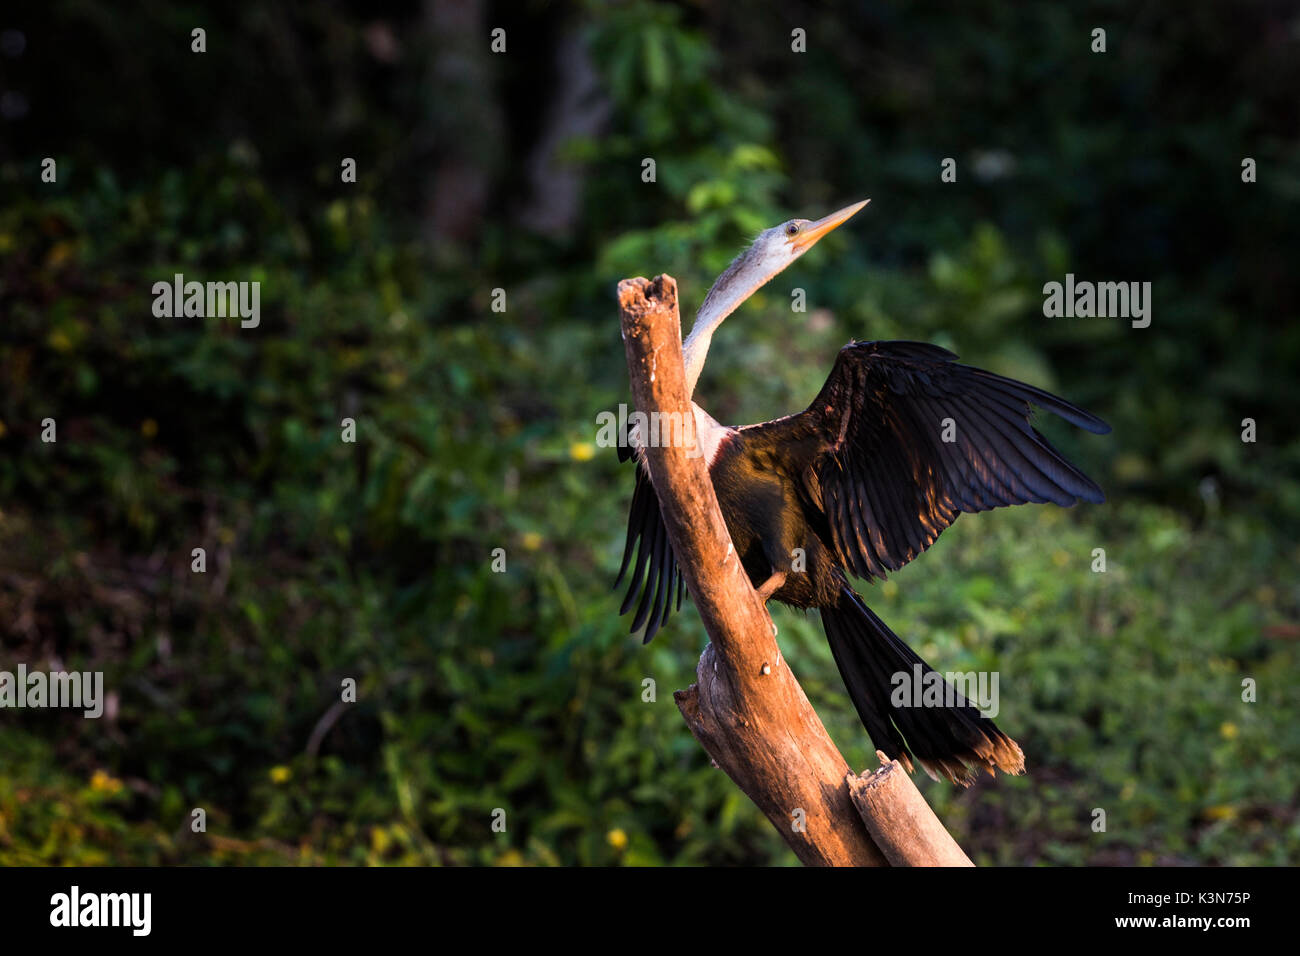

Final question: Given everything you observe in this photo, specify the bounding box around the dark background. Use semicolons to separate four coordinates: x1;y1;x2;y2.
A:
1;0;1297;865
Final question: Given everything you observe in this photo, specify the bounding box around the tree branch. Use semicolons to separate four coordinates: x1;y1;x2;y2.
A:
617;274;972;867
847;754;974;866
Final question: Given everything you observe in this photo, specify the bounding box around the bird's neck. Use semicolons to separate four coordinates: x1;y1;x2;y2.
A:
683;258;767;398
682;314;724;399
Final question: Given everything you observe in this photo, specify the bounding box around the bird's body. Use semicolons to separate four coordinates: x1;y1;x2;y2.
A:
709;419;837;610
616;202;1109;784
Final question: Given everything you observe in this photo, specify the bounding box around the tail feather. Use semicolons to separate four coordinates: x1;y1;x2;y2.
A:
821;586;1024;786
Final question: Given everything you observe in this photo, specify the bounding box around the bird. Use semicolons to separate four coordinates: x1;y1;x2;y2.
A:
615;200;1110;785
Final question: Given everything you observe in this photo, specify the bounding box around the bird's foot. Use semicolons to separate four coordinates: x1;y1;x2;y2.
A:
754;570;787;602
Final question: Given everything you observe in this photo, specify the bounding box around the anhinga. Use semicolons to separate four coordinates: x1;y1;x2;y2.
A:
616;200;1110;785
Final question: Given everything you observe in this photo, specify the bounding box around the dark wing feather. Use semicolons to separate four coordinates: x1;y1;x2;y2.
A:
614;460;685;643
754;340;1109;582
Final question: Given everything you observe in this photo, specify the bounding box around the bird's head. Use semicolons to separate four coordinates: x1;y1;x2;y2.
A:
766;198;871;264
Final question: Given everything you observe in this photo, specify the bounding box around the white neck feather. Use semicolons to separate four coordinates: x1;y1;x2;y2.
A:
682;251;774;399
690;402;733;465
682;313;725;399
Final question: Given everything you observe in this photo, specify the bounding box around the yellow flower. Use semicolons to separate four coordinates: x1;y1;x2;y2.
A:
607;828;628;851
1220;722;1238;740
1205;804;1237;821
90;769;124;795
522;532;543;551
140;418;158;439
269;765;292;784
569;442;595;462
48;329;74;352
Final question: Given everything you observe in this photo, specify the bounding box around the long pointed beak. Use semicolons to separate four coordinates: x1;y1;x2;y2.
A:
789;199;870;253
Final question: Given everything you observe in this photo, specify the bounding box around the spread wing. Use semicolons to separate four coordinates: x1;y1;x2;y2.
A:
751;340;1110;582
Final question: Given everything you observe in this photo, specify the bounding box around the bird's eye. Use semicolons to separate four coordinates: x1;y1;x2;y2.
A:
785;222;800;236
